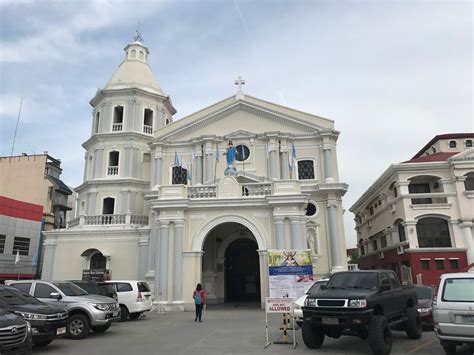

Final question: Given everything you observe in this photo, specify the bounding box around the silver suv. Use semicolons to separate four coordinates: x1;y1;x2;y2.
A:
433;272;474;354
6;280;120;339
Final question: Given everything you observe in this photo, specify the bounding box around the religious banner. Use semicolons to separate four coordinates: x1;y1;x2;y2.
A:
268;249;313;299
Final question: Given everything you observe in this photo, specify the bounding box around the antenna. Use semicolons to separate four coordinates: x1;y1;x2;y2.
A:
10;98;23;156
133;20;144;43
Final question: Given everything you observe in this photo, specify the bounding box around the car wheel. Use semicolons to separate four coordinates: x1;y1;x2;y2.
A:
405;307;422;339
33;339;53;346
120;304;129;321
129;312;141;320
368;315;392;355
301;320;324;349
91;324;111;333
67;313;90;339
441;340;457;355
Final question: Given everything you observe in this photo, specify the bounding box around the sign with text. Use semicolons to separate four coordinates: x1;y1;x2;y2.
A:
268;249;313;299
265;297;294;314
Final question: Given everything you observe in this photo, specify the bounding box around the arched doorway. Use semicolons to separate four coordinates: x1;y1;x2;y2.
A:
201;222;261;304
225;239;260;302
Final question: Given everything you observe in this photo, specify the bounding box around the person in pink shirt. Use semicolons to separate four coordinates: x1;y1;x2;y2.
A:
193;283;206;322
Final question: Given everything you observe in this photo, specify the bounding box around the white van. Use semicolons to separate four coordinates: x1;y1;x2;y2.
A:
433;272;474;354
106;281;152;321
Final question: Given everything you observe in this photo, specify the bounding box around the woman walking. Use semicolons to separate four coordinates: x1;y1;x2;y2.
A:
193;283;205;322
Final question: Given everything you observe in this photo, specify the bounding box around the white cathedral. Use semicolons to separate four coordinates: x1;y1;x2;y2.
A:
43;35;348;309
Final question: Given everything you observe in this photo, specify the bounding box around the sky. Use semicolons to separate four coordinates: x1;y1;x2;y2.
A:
0;0;472;248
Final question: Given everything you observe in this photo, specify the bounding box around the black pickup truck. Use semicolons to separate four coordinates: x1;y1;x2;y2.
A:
302;270;422;355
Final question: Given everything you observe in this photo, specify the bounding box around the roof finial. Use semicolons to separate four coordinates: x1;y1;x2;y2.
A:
235;76;246;100
133;20;144;43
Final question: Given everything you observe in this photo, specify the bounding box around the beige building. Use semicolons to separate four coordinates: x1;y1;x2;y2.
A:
350;134;474;286
0;153;72;231
44;36;348;309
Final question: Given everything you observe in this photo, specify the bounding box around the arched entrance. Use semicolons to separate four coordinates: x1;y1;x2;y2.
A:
201;222;261;304
225;239;260;302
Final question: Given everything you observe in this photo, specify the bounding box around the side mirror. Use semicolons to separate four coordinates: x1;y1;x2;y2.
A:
380;284;390;292
50;292;62;300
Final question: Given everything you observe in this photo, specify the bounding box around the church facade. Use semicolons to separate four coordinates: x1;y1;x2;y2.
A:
43;37;348;309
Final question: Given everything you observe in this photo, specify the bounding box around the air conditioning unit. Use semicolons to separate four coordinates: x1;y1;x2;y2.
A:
379;252;384;259
397;246;404;255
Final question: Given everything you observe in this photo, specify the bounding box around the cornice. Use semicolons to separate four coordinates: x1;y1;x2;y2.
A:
76;178;149;192
83;132;154;150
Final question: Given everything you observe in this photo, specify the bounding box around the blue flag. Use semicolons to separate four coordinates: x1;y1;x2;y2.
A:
174;152;180;167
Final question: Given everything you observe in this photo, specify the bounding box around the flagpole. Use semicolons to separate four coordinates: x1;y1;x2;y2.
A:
214;156;217;185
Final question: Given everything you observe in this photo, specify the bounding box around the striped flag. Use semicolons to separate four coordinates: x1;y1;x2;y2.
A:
182;160;191;181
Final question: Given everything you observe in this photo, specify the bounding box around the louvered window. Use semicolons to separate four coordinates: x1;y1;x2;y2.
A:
13;237;30;256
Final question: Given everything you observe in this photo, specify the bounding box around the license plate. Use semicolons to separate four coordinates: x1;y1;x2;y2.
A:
460;315;474;324
56;326;66;335
113;311;119;317
322;317;338;325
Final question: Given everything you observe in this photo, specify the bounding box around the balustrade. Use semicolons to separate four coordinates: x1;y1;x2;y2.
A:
241;183;272;196
112;123;123;132
143;125;153;135
188;185;217;198
107;166;119;175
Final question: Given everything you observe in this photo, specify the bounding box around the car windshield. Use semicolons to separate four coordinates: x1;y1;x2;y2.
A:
442;278;474;302
97;284;115;296
308;281;328;294
53;282;88;296
415;286;432;300
326;272;378;290
0;287;42;305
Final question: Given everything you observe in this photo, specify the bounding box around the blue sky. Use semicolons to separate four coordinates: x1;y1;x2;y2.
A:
0;0;472;247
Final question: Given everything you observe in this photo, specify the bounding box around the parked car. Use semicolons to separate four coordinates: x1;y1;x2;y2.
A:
69;280;117;301
0;308;32;354
415;285;434;328
6;280;120;340
433;272;474;355
294;278;330;327
106;281;152;321
0;285;67;347
302;270;422;355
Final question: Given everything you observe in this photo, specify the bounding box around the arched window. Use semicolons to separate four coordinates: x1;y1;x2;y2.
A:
449;140;457;148
112;106;124;132
102;197;115;215
389;181;398;198
397;220;406;242
297;160;315;180
131;50;136;59
90;252;106;270
94;112;100;133
139;51;144;60
416;217;451;248
464;172;474;191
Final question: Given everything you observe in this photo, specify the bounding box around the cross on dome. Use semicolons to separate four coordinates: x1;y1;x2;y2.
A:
133;29;144;43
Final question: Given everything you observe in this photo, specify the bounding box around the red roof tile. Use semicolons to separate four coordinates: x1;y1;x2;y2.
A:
403;152;457;163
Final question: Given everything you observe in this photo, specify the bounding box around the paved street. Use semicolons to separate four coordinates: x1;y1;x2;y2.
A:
33;305;473;355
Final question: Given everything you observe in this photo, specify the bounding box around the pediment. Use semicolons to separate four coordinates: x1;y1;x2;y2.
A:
154;95;333;142
450;148;474;162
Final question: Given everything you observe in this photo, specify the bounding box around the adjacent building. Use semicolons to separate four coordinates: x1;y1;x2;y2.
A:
350;134;474;286
0;153;73;277
43;35;349;309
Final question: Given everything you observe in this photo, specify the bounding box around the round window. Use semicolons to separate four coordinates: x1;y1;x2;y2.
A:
235;145;250;162
305;202;317;217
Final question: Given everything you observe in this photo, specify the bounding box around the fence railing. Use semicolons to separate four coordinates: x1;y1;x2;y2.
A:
143;125;153;135
188;185;217;198
241;183;272;196
112;123;123;132
68;214;149;228
107;166;119;175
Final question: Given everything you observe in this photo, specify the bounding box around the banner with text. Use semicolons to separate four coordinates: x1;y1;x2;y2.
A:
268;249;313;299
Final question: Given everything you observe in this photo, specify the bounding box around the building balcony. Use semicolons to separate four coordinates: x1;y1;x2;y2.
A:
67;213;149;229
143;125;153;135
406;192;454;210
107;166;119;175
112;123;123;132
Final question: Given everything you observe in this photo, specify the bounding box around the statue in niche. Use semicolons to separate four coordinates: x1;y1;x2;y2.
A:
307;229;317;255
224;140;238;176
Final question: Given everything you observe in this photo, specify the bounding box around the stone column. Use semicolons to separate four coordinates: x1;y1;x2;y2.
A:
83;153;88;182
173;221;184;302
154;151;162;186
204;143;213;183
93;148;104;178
280;151;289;180
290;217;302;249
41;238;57;280
404;221;418;248
148;214;159;273
327;203;343;272
257;250;269;309
158;221;170;301
274;217;285;249
323;148;334;183
461;223;474;264
137;236;149;280
195;146;203;184
269;141;277;180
